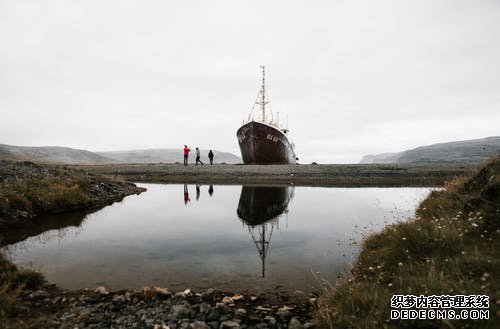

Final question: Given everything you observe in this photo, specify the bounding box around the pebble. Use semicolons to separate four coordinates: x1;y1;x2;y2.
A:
191;321;210;329
220;320;241;329
171;303;192;319
28;290;50;299
235;308;247;317
112;294;126;303
94;286;109;296
288;317;303;329
264;315;277;325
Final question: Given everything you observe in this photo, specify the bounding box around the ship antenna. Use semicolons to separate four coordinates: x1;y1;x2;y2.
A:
260;65;266;122
253;66;270;123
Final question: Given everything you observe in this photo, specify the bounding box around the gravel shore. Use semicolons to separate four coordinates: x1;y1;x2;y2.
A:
16;285;317;329
75;162;473;187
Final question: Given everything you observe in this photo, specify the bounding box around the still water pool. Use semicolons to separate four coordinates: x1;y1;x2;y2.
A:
3;184;431;293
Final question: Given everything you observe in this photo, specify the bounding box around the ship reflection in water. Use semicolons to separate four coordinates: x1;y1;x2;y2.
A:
236;185;295;278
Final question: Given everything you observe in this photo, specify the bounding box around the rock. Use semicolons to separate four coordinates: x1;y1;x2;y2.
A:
220;320;241;329
95;286;109;295
277;305;294;318
293;290;306;296
201;288;216;301
87;312;105;324
176;289;193;298
248;315;262;323
232;294;244;301
78;309;92;321
112;294;126;303
220;314;232;322
124;291;132;301
191;321;210;329
254;305;272;312
222;296;234;306
171;303;192;319
142;287;154;298
18;210;30;218
288;317;303;329
207;309;221;321
153;325;170;329
215;302;231;315
60;312;75;321
235;308;247;317
199;302;212;314
208;321;220;329
263;316;276;326
179;320;191;329
28;290;50;299
154;287;172;298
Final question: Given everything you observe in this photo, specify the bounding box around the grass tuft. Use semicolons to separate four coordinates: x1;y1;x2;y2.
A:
0;252;47;326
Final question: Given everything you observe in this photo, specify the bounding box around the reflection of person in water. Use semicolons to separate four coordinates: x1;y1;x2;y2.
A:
208;185;214;197
183;184;190;205
196;184;201;201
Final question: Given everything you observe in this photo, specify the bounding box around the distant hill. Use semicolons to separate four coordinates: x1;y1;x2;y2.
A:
360;136;500;164
0;144;113;164
0;144;242;164
97;149;241;164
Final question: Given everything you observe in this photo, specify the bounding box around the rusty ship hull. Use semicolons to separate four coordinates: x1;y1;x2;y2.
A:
237;121;296;165
237;185;294;226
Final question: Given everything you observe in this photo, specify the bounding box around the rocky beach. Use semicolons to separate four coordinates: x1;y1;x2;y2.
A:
8;283;316;329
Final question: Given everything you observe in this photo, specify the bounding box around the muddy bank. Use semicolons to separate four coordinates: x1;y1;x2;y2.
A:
0;160;145;226
74;163;473;187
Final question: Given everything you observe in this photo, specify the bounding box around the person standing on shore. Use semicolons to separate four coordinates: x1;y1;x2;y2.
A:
183;145;191;166
208;150;214;165
195;147;204;165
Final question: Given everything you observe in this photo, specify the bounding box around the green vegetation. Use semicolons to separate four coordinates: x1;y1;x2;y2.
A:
317;156;499;328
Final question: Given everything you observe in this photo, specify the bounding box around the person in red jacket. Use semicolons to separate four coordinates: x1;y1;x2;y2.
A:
183;184;190;205
183;145;191;166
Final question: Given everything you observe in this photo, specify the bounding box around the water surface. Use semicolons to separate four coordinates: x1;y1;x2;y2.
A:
3;184;431;293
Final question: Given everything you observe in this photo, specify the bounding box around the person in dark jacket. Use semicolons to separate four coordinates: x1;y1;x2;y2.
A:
208;150;214;165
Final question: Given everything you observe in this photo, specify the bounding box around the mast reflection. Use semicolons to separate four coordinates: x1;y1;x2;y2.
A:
237;185;295;278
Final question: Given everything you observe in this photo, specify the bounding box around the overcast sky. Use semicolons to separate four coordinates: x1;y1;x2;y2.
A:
1;0;499;163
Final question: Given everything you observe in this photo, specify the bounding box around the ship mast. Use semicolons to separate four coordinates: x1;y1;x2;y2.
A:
248;223;274;278
257;65;268;123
